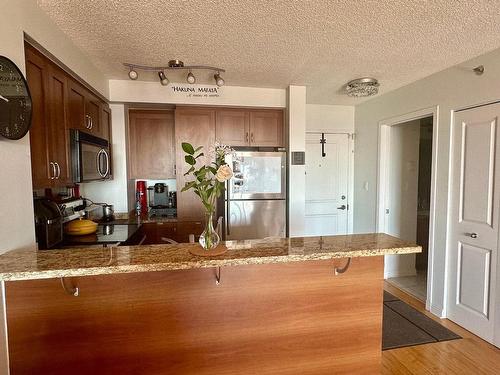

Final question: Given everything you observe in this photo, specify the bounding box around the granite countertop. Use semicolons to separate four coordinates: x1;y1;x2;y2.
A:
0;233;420;281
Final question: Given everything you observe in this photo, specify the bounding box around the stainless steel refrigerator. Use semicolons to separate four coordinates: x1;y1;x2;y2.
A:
223;151;287;240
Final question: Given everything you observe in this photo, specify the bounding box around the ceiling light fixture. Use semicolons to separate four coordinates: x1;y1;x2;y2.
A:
123;60;226;86
214;72;225;87
345;77;379;97
186;71;196;84
128;68;138;80
158;71;169;86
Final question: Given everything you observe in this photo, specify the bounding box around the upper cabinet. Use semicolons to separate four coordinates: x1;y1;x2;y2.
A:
215;108;284;147
26;44;70;188
215;109;250;146
67;80;108;139
25;42;111;189
128;110;175;179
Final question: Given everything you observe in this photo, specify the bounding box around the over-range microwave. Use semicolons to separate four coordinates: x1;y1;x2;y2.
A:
70;129;111;182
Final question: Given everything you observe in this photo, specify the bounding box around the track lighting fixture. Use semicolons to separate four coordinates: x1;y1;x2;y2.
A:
158;71;169;86
123;60;226;86
214;72;225;87
128;68;138;80
186;71;196;84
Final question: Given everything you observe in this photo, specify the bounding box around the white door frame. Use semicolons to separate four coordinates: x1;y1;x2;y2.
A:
306;131;354;234
376;106;439;312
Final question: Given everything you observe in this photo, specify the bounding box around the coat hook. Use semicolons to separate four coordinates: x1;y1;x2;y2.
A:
215;266;221;285
60;277;79;297
334;258;351;275
320;133;327;157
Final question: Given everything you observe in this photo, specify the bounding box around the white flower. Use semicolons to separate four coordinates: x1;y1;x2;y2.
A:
215;164;233;182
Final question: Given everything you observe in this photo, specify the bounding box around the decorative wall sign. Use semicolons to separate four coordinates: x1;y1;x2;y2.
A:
170;84;222;99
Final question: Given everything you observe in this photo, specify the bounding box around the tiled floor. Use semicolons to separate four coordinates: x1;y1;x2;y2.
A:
387;270;427;302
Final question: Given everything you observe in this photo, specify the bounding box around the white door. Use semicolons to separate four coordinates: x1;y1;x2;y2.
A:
304;133;349;236
448;104;500;344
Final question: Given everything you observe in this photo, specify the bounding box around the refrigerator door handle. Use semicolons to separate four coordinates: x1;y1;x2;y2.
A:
226;181;231;236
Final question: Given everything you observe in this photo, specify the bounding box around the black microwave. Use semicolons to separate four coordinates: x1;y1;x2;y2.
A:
70;130;111;182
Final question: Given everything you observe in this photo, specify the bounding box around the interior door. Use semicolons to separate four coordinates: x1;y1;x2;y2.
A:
304;133;349;236
448;104;500;344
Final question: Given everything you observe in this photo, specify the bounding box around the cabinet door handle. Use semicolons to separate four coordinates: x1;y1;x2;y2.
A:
250;133;254;143
246;132;249;142
49;162;55;180
55;162;61;179
85;115;91;129
89;116;93;130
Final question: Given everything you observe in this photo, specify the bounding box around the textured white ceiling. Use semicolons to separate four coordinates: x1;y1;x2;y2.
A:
37;0;500;105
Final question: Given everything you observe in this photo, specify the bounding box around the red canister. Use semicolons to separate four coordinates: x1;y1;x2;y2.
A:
136;180;148;214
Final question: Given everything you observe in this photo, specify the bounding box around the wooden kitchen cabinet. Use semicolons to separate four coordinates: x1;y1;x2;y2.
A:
215;109;249;146
137;221;203;244
175;107;216;221
215;108;284;147
249;109;284;147
25;44;70;188
67;80;104;138
100;104;112;141
128;110;175;179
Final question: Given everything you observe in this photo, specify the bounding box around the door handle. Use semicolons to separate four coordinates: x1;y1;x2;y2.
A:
466;232;478;239
85;115;91;129
337;205;347;210
102;149;110;177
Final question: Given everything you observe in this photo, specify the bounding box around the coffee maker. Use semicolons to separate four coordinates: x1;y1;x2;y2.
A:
147;183;176;217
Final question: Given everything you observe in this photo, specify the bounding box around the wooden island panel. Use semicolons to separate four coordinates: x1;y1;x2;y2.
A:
6;256;383;374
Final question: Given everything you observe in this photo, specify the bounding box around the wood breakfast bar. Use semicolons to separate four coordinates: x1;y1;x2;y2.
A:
0;234;420;375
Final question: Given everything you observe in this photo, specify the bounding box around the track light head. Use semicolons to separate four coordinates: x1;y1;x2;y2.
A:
186;71;196;84
214;72;225;87
128;68;138;80
158;71;169;86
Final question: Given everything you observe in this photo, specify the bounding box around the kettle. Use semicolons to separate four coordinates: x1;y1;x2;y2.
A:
101;204;115;221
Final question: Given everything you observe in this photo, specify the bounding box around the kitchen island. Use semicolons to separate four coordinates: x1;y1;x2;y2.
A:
0;234;420;374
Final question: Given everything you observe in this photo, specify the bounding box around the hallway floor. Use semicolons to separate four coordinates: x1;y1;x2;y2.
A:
382;282;500;374
387;270;427;302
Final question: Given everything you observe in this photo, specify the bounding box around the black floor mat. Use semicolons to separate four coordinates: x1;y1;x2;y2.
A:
382;292;461;350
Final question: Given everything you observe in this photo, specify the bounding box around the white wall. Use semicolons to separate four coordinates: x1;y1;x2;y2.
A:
109;80;286;108
306;104;354;133
385;120;420;278
288;86;307;237
0;1;108;373
354;46;500;317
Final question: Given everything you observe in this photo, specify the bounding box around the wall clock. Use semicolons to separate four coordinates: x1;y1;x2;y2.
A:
0;56;33;140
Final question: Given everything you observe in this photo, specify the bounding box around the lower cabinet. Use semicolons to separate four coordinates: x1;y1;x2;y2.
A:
138;221;204;244
5;256;383;374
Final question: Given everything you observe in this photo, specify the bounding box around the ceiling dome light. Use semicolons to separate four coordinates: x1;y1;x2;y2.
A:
214;72;225;87
128;68;138;80
158;71;169;86
186;71;196;84
345;77;379;97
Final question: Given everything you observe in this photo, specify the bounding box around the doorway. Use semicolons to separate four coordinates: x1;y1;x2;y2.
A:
377;108;438;310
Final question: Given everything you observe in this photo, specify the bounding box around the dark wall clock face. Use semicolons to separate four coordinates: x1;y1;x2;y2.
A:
0;56;33;140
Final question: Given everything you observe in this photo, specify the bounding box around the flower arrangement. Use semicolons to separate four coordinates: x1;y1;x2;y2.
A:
181;141;236;250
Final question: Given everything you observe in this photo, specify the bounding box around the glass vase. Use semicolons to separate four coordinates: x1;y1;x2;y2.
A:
199;211;220;250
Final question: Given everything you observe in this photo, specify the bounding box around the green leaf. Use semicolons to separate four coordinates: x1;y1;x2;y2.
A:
183;166;195;176
182;142;195;155
185;155;196;165
181;181;197;192
194;146;203;153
